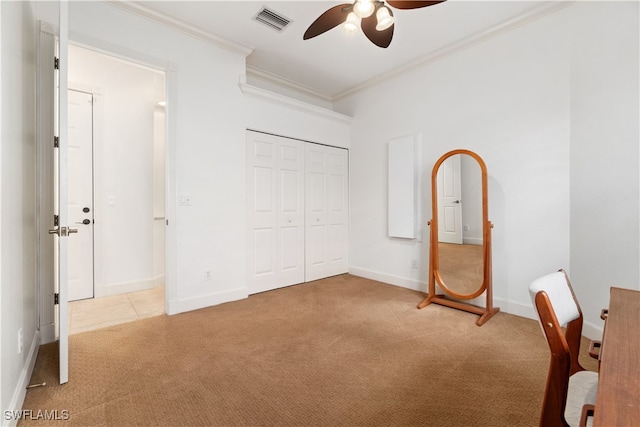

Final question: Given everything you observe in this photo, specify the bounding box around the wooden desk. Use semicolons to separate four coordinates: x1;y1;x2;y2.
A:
593;287;640;426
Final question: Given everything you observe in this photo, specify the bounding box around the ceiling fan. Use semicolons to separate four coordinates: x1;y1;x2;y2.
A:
303;0;446;48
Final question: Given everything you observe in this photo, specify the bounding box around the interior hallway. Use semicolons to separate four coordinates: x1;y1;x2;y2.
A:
68;286;165;335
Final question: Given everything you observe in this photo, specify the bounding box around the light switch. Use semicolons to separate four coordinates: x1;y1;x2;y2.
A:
180;195;191;206
107;195;116;207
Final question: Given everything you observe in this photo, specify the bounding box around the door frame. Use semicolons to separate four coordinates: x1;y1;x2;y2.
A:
37;33;178;344
67;84;100;301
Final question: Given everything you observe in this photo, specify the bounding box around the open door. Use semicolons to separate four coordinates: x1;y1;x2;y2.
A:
437;153;463;244
50;1;71;385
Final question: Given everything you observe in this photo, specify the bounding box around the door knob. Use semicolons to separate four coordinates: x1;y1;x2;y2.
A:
76;219;91;225
83;207;90;213
453;200;460;204
48;226;77;236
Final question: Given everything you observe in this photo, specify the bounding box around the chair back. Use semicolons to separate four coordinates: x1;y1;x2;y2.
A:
529;270;587;427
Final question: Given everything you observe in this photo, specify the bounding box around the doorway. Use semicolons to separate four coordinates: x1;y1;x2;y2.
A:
67;44;166;330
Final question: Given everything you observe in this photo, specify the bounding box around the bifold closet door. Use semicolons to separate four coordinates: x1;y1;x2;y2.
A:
305;144;349;282
247;131;305;294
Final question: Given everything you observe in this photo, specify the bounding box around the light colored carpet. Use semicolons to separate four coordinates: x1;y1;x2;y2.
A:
21;274;597;426
437;243;484;295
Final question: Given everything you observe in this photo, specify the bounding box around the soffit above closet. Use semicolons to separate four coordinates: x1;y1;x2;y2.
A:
127;1;562;100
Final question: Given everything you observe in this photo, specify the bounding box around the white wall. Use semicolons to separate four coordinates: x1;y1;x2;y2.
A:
243;86;351;148
569;1;639;336
337;8;571;314
68;45;165;297
336;2;640;338
0;0;39;422
63;1;249;313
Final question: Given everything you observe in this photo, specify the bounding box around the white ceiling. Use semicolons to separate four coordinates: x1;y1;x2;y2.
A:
129;0;559;99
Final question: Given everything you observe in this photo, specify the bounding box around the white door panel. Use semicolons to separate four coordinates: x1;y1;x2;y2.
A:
247;134;278;293
305;144;348;282
248;132;348;289
57;1;70;384
438;154;463;244
247;132;304;292
67;89;94;301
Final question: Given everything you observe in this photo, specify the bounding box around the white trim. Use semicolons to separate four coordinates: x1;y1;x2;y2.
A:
239;83;353;125
0;1;3;412
39;324;56;345
582;320;605;342
39;20;56;35
3;331;40;427
69;34;171;74
246;66;333;102
94;275;165;298
349;266;427;292
166;288;248;315
106;0;253;57
333;1;574;100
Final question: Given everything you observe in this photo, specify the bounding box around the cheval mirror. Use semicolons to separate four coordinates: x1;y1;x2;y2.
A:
418;149;499;326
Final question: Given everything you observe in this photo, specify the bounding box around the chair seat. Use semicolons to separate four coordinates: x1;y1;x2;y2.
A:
565;370;598;427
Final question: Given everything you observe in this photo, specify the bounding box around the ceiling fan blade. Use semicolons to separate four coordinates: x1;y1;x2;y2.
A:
303;3;352;40
386;1;446;10
361;11;394;48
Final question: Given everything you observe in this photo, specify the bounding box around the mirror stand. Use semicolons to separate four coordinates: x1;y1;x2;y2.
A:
418;220;500;326
417;149;499;326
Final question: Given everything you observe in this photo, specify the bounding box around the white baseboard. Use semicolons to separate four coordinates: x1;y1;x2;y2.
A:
39;323;55;345
165;287;248;315
95;275;165;298
3;330;40;427
463;237;483;245
348;266;427;292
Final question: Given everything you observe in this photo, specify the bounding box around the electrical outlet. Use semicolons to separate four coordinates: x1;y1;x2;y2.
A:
205;270;212;281
411;259;418;269
463;225;469;231
18;328;23;354
180;195;191;206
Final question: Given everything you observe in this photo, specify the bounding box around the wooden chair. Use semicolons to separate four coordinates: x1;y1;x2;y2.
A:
529;270;598;427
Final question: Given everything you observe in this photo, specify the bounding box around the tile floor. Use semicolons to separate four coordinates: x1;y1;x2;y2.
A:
68;286;165;335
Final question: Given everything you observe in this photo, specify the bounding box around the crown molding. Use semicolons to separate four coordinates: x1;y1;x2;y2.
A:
239;83;352;125
106;0;254;57
247;66;333;103
333;0;575;101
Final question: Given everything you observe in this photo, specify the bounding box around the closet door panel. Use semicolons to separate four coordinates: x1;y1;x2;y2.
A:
247;132;279;293
305;144;348;281
326;146;349;276
277;139;305;286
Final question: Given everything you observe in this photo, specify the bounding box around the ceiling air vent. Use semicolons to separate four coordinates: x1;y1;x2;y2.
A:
253;7;292;32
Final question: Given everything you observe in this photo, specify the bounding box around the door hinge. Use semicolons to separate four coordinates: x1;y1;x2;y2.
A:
54;214;59;226
54;57;59;70
54;293;59;305
54;136;59;148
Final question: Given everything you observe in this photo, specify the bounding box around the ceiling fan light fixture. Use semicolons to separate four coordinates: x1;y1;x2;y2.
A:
342;12;361;35
353;0;375;18
375;6;394;31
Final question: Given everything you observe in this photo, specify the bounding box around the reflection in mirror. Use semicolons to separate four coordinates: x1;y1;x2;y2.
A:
437;242;483;295
436;154;483;296
418;149;499;326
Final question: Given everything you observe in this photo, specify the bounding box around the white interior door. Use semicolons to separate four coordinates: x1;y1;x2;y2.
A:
246;131;304;294
56;0;70;385
305;144;348;282
67;89;94;301
438;154;463;244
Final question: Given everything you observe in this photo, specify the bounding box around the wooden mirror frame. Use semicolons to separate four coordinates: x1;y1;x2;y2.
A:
418;149;500;326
